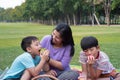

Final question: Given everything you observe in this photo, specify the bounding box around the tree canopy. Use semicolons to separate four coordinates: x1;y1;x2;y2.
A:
0;0;120;25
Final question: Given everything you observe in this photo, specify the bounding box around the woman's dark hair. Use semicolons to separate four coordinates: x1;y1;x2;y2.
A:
80;36;98;51
51;23;75;57
21;36;38;52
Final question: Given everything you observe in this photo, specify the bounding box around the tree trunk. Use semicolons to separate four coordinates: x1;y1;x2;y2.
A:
93;13;100;26
104;0;111;26
67;14;70;25
50;18;54;25
92;13;94;26
79;11;82;25
106;13;110;26
73;13;76;26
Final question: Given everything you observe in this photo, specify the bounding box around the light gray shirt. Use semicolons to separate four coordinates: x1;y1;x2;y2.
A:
79;51;115;74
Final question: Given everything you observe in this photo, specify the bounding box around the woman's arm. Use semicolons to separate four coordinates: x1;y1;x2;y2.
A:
49;58;64;70
49;46;71;70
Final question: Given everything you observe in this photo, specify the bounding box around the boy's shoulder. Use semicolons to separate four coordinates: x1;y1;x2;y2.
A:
80;51;85;55
16;52;31;59
99;51;109;60
99;51;108;57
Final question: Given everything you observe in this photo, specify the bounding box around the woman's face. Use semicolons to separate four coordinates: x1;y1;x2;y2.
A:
52;30;62;46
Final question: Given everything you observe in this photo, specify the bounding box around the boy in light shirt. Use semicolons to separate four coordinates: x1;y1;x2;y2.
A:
3;36;49;80
79;36;120;80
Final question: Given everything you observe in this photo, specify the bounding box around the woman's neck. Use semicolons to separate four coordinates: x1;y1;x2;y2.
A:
53;44;63;48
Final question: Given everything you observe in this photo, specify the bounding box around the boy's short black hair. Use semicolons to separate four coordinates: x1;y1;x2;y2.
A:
21;36;38;52
80;36;98;50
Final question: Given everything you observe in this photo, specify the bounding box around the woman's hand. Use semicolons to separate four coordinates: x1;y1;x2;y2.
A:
43;63;50;72
46;70;57;77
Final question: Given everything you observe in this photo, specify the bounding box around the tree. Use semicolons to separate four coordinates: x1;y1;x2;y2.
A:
72;0;83;25
87;0;112;26
85;0;102;26
103;0;111;26
0;7;5;21
57;0;74;25
111;0;120;9
42;0;58;25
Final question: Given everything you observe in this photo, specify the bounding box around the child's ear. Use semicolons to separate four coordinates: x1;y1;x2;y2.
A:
97;45;100;49
26;47;31;52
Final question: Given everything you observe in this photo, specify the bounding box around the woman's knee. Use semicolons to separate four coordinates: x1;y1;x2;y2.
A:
58;70;79;80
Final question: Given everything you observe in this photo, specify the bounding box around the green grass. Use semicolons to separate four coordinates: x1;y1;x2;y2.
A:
0;23;120;71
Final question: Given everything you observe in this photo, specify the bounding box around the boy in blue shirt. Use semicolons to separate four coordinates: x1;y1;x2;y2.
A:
3;36;49;80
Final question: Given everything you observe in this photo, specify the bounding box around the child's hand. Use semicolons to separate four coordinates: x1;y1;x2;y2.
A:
40;49;50;61
87;55;95;64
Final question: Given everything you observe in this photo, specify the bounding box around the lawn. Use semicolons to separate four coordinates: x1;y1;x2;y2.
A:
0;23;120;71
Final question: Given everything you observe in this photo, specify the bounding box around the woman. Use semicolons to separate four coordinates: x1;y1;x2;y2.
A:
40;23;79;80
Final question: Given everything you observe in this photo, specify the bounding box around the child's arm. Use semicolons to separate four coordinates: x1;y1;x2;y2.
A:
41;49;50;72
81;64;88;79
82;64;87;72
87;64;102;79
87;55;102;79
21;69;31;80
27;50;49;77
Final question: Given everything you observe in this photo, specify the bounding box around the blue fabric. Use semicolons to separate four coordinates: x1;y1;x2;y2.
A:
110;76;114;80
3;52;40;79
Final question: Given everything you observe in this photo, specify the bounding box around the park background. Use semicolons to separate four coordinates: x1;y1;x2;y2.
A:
0;0;120;25
0;0;120;71
0;23;120;71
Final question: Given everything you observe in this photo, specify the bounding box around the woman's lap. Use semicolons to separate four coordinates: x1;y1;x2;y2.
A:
57;70;79;80
37;70;79;80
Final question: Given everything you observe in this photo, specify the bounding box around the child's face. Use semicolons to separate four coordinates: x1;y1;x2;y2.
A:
83;46;100;57
28;40;41;55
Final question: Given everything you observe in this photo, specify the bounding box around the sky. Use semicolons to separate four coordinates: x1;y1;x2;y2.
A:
0;0;25;9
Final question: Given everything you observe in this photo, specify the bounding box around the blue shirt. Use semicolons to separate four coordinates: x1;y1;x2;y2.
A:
3;52;40;79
